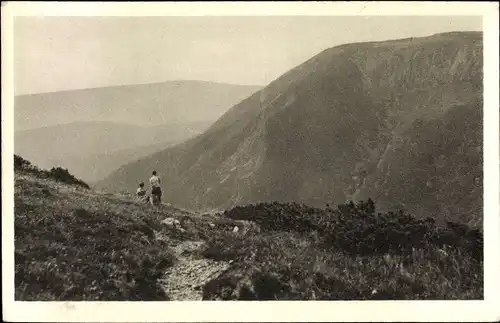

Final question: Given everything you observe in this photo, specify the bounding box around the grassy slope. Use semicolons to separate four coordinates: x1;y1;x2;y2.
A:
15;171;482;301
14;173;179;300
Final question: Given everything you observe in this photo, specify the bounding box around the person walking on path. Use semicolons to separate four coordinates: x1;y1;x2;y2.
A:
149;170;162;206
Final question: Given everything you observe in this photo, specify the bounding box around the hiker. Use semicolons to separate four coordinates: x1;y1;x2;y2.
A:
149;170;162;206
136;182;148;203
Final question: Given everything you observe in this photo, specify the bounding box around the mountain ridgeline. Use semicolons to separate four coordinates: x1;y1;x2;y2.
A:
15;81;261;183
15;80;261;131
97;32;483;227
15;121;208;183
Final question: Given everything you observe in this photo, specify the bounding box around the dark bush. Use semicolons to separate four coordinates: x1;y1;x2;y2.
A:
223;199;483;261
14;154;32;170
48;167;90;189
14;155;90;189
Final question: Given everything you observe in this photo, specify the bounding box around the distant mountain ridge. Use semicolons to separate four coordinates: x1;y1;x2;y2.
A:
17;79;263;96
15;80;260;182
97;32;483;227
15;121;209;183
15;80;261;130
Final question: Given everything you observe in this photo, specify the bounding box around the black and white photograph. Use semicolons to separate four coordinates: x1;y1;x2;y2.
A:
2;2;499;322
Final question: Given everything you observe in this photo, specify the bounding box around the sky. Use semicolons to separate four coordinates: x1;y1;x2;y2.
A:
14;16;482;95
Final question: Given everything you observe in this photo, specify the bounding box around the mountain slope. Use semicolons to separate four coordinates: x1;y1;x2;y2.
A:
353;101;483;226
97;32;483;226
15;164;483;301
15;121;208;183
15;80;261;131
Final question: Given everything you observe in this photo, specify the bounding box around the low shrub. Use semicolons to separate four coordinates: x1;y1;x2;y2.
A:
201;229;483;300
223;199;483;261
201;199;483;300
14;154;90;189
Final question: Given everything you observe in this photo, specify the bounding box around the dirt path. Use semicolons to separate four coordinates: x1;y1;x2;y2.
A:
158;239;232;301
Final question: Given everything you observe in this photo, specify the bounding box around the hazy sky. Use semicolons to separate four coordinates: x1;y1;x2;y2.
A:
14;16;481;95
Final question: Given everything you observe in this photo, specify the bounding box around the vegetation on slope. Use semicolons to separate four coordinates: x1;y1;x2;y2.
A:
14;161;175;300
224;200;482;260
15;154;90;189
201;200;483;300
14;155;482;301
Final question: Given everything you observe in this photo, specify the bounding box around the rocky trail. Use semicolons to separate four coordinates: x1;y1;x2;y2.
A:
154;217;235;301
156;238;232;300
160;240;233;300
24;172;237;301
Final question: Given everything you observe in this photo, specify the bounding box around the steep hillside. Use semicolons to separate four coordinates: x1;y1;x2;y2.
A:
78;140;186;184
353;101;483;227
97;32;483;226
15;80;261;131
15;121;207;183
15;158;482;300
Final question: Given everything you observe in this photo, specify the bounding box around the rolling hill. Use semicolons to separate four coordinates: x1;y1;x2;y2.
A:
14;80;261;131
15;121;207;183
97;31;483;226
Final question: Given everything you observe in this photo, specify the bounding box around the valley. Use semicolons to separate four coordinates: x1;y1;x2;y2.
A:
97;32;483;227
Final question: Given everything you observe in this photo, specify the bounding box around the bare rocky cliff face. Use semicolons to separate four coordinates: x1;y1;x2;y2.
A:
98;32;483;226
